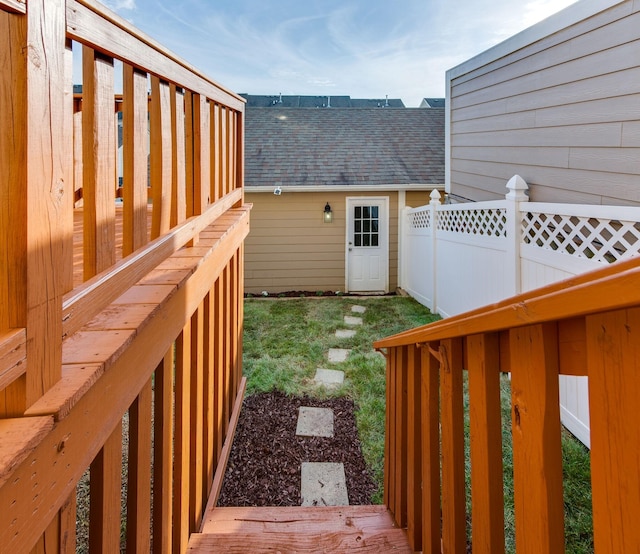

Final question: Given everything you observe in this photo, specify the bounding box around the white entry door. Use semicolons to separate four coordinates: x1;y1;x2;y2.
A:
346;197;388;293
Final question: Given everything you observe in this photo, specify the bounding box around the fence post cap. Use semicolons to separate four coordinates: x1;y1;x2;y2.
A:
430;189;442;205
506;175;528;201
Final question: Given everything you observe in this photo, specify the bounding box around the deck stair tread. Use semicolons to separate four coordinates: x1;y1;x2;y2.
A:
191;505;412;552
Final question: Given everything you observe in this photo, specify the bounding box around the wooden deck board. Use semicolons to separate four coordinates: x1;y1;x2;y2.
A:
188;528;413;553
193;505;413;553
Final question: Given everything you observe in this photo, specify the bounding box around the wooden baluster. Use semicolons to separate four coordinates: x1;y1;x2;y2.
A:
203;290;216;497
406;343;423;551
82;45;116;280
220;106;228;197
196;96;213;209
62;37;74;296
394;346;408;528
126;379;152;552
59;493;77;553
122;65;149;256
171;84;187;228
212;103;222;202
89;420;123;552
223;264;232;430
384;346;396;515
153;350;174;554
149;75;172;240
235;108;245;203
190;305;204;531
422;343;441;554
184;90;195;220
237;244;245;391
509;323;564;553
230;251;239;402
467;333;505;554
229;110;237;194
587;308;640;552
214;275;225;462
173;325;191;553
440;337;466;553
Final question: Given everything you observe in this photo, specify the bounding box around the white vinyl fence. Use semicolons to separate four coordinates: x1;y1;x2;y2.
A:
401;175;640;447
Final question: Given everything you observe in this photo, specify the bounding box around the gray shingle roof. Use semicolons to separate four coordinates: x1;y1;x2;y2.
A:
245;107;444;188
240;94;405;108
421;98;445;108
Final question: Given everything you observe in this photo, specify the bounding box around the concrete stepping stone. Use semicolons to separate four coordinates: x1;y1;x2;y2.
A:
314;368;344;386
335;329;356;339
344;315;363;326
351;305;367;314
301;462;349;506
328;348;350;363
296;407;334;438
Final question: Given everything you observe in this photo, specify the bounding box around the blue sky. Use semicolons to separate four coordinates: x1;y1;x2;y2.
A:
100;0;577;107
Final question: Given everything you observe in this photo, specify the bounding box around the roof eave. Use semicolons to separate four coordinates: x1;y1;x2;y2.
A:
244;183;445;193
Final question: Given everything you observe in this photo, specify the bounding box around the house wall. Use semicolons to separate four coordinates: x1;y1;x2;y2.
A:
244;191;400;294
406;190;433;207
447;0;640;205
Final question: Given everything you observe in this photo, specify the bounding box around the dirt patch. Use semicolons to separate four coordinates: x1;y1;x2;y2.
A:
217;391;377;506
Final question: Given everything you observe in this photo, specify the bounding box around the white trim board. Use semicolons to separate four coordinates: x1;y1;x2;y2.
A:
245;184;444;194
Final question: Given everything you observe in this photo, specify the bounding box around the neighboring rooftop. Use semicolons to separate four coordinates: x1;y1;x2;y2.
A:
240;94;405;108
245;107;444;188
420;98;446;108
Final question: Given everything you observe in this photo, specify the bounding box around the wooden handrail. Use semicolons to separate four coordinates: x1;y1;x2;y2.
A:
62;189;242;339
1;0;249;550
380;253;640;552
67;0;244;109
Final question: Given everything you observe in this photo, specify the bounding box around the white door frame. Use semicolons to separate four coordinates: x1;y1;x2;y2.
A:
345;196;389;293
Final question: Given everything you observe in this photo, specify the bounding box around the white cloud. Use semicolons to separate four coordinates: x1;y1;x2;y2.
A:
103;0;136;10
95;0;584;106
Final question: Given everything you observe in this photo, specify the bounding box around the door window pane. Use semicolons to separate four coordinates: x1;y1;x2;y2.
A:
352;204;380;249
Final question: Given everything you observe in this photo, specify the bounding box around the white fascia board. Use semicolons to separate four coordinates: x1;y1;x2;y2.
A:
446;0;626;81
245;184;445;193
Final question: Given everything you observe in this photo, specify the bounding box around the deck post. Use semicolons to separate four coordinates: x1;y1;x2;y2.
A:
505;175;528;298
0;0;71;413
429;190;441;314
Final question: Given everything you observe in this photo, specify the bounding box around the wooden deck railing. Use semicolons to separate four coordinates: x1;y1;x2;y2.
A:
375;254;640;553
0;1;249;552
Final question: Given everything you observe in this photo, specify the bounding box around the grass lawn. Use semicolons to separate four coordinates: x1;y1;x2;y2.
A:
242;295;593;553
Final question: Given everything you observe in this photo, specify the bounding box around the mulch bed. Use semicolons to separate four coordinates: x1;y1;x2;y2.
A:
217;391;377;506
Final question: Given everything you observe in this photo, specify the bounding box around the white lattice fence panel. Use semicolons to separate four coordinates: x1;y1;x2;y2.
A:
408;209;431;230
522;212;640;263
437;208;507;237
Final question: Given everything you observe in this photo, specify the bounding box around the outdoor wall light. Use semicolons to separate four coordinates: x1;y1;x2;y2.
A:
324;202;333;223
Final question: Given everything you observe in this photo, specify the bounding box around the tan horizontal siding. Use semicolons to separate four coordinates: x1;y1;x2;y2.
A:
448;1;640;205
244;191;398;294
405;190;433;207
